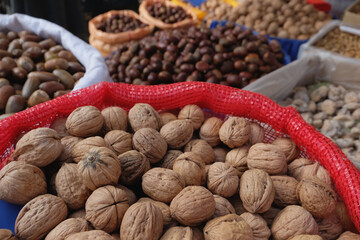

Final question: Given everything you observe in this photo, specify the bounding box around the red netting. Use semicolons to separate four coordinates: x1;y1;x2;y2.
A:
0;81;359;231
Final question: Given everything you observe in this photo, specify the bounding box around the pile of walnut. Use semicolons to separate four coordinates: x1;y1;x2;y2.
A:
0;103;358;240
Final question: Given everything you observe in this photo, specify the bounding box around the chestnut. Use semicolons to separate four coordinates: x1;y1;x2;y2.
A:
180;64;194;73
220;61;233;74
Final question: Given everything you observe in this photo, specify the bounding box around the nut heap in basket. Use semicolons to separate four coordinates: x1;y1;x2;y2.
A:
146;2;192;24
96;13;148;33
0;103;357;239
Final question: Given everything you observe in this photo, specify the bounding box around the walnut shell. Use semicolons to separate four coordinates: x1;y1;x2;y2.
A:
120;201;163;240
239;169;275;213
219;117;251;148
104;130;132;155
288;158;313;179
240;212;271;240
337;231;360;240
289;235;323;240
225;146;249;175
317;211;343;240
248;122;264;145
159;112;177;127
160;119;193;148
203;214;253;240
13;127;62;167
292;162;332;186
271;175;299;207
207;162;239;197
336;201;357;232
213;147;228;163
119;150;150;185
50;117;69;138
161;226;204;240
228;195;247;215
66;106;104;137
65;230;114;240
199;117;223;147
271;205;319;240
69;209;86;219
159;150;183;169
15;194;68;240
272;137;299;162
173;152;206;186
101;106;128;132
85;185;129;233
170;186;215;226
0;229;16;240
247;143;287;175
296;177;337;219
77;147;121;191
133;128;167;163
0;161;47;204
184;139;215;164
142;167;185;203
57;136;83;166
260;207;281;227
138;197;176;228
116;184;137;205
45;218;91;240
72;136;106;163
213;195;235;218
178;104;204;130
128;103;161;131
55;163;91;210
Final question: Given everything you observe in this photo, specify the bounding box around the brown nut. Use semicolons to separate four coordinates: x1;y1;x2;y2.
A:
184;139;215;164
5;95;26;114
199;117;223;147
271;175;299;207
337;231;360;240
22;77;40;99
65;230;113;240
11;67;27;82
28;71;59;82
45;58;69;71
56;135;82;165
0;85;15;110
52;69;75;89
336;201;357;232
45;218;91;240
66;106;104;137
219;117;251;148
119;150;150;185
0;77;10;88
0;229;16;240
85;185;129;233
240;212;271;240
142;167;185;203
288;158;314;179
68;209;86;219
207;162;239;198
173;152;206;186
68;62;85;74
49;117;68;138
104;130;132;155
13;127;62;167
272;137;299;162
27;89;50;107
161;226;203;240
317;211;343;240
159;150;183;169
72;136;106;163
22;46;42;60
50;45;65;53
54;90;71;98
101;106;128;132
39;38;56;49
73;72;84;81
225;146;249;175
160;119;193;149
289;235;323;240
0;161;47;204
39;81;65;97
17;56;34;72
138;197;176;228
213;147;228;163
58;50;77;62
15;194;68;240
178;104;205;130
292;161;332;186
128;103;161;131
260;207;281;226
213;195;235;218
159;112;177;127
249;122;265;145
133;128;167;163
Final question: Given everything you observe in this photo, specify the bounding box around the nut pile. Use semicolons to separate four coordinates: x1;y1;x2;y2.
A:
0;103;357;239
314;28;360;59
0;30;85;120
279;83;360;168
106;23;284;87
95;14;148;33
198;0;233;26
146;2;191;24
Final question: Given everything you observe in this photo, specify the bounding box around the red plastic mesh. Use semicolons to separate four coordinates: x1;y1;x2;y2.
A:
0;81;359;231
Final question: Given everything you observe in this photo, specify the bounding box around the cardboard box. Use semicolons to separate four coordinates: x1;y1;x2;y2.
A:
343;0;360;29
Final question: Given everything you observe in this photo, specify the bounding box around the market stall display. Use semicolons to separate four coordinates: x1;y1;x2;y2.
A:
0;82;359;238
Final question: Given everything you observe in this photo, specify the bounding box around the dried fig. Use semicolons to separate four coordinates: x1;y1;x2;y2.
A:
219;117;251;148
178;104;205;130
66;106;104;137
128;103;161;131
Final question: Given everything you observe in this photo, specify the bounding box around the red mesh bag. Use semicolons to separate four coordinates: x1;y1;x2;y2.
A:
1;81;360;231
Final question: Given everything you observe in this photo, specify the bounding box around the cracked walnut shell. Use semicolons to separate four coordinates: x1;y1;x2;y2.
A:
173;152;206;186
45;218;91;240
104;130;132;155
160;119;193;149
240;212;271;240
178;104;204;130
66;106;104;137
72;136;106;163
119;150;150;185
101;106;128;132
199;117;223;147
184;139;215;164
207;162;239;198
128;103;161;131
219;117;251;148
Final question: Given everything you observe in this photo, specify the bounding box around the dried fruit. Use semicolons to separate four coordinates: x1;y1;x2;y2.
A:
173;152;206;186
178;104;205;130
160;119;193;148
119;150;150;185
207;162;239;197
199;117;223;146
128;103;161;131
219;117;251;148
66;106;104;137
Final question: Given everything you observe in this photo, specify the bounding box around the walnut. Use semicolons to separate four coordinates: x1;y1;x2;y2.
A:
336;201;357;232
173;152;206;186
170;186;215;226
240;169;275;213
66;106;104;137
213;147;228;162
213;195;235;218
128;103;161;131
0;161;46;204
288;158;313;179
291;162;332;186
271;205;319;240
119;150;150;185
161;226;204;240
203;214;253;240
271;175;299;207
133;128;167;163
13;127;62;167
15;194;68;240
272;137;299;162
228;195;247;215
50;117;69;138
77;147;121;190
65;230;114;240
55;163;91;210
142;167;185;203
45;218;91;240
199;117;223;147
0;229;16;240
296;177;337;219
160;119;193;148
248;122;265;145
57;136;82;166
317;211;343;240
111;232;120;240
116;184;137;205
207;162;239;197
289;235;323;240
104;130;132;155
85;185;129;233
337;231;360;240
260;207;281;226
247;143;287;175
225;146;249;175
219;117;251;148
72;136;106;163
120;201;163;240
101;106;128;132
240;212;271;240
184;139;215;164
69;209;86;219
159;112;177;127
159;150;183;169
178;104;204;130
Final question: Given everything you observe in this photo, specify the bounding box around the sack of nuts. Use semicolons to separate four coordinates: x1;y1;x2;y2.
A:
0;82;360;239
139;0;198;30
88;10;155;57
